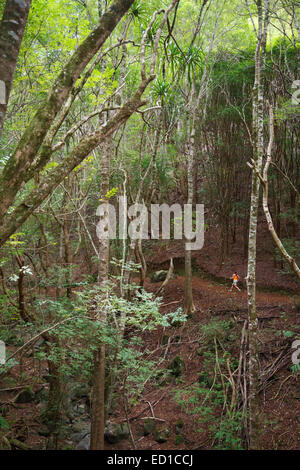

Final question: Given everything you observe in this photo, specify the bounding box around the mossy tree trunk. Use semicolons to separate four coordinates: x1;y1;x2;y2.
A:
0;76;152;248
0;0;135;222
0;0;32;136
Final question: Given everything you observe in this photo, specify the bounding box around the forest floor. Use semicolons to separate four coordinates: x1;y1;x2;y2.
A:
110;274;299;451
1;272;299;450
0;220;299;450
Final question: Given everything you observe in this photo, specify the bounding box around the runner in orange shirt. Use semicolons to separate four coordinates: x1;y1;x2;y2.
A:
230;272;241;291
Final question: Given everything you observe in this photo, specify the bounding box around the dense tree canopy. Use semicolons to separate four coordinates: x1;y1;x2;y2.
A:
0;0;299;453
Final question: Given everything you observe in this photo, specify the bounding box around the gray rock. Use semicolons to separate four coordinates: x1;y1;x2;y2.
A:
69;383;90;401
70;421;91;442
104;421;130;444
151;270;169;283
72;402;86;416
143;418;155;436
0;437;11;450
76;434;90;450
71;420;91;435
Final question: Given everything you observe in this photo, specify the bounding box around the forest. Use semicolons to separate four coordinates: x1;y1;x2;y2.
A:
0;0;299;453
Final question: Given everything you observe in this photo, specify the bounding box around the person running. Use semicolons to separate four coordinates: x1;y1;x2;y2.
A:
230;272;241;291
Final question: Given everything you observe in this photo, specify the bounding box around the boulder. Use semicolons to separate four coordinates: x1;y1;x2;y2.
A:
76;433;90;450
143;418;155;436
72;402;86;416
151;270;169;283
0;437;11;450
154;427;170;443
34;337;46;351
71;420;91;434
69;383;90;401
104;421;130;444
70;420;91;442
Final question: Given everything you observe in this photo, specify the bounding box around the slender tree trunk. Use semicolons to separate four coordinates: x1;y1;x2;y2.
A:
90;137;111;450
182;0;216;314
251;104;300;280
63;177;73;298
0;0;32;136
184;105;196;315
46;354;63;449
246;0;269;450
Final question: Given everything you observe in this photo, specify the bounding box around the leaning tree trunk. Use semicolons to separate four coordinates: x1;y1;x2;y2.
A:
249;104;300;280
0;0;32;136
90;137;111;450
0;0;135;222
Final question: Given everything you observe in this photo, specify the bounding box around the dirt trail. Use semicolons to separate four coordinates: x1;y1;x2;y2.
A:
147;273;294;314
110;272;298;451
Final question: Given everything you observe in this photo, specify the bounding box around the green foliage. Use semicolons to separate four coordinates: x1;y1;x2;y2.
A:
0;415;9;431
0;0;299;451
200;319;234;344
213;412;244;450
174;318;244;449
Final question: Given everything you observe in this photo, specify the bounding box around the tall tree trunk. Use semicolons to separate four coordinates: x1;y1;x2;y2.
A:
0;0;32;136
46;353;64;449
90;138;111;450
184;149;195;315
246;0;269;450
184;100;196;315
